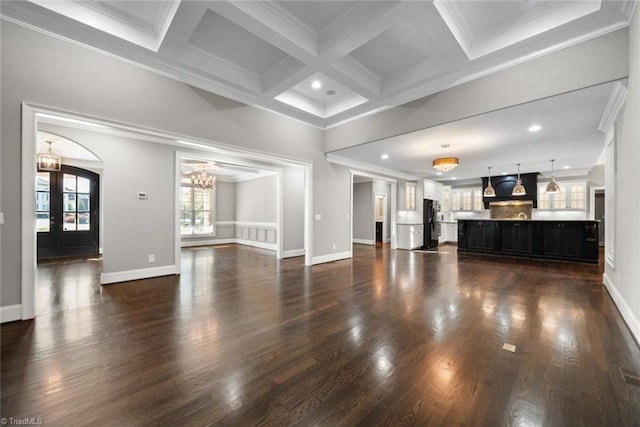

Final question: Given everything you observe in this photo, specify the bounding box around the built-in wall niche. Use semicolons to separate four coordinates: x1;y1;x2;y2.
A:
405;182;416;210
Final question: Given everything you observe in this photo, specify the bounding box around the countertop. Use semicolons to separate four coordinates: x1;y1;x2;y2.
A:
457;218;599;222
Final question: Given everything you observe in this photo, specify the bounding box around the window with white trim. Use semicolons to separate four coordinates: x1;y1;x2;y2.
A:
180;176;216;236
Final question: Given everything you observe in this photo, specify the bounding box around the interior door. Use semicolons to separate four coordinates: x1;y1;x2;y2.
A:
37;166;99;260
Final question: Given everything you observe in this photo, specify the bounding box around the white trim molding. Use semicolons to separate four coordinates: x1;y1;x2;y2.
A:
101;264;179;285
312;250;352;265
603;272;640;345
1;305;23;323
235;239;277;251
282;249;305;258
599;81;628;133
353;239;375;245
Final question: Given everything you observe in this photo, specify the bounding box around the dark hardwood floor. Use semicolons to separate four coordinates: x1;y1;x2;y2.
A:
2;244;640;426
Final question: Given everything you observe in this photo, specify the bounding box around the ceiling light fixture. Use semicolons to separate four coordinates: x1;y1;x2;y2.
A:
512;163;526;196
563;165;571;170
311;80;322;90
528;124;542;132
484;166;496;197
381;154;389;160
433;144;459;172
38;140;61;171
191;166;215;189
546;159;561;193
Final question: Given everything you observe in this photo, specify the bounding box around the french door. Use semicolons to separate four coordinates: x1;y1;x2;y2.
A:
36;166;99;259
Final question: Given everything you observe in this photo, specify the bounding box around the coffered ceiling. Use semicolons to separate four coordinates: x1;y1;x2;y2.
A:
2;0;635;129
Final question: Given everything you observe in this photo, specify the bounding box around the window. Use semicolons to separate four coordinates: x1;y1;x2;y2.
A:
62;173;91;231
180;176;215;236
405;182;416;210
36;172;51;232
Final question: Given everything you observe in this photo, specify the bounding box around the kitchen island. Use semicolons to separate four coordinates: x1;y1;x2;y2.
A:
457;219;599;263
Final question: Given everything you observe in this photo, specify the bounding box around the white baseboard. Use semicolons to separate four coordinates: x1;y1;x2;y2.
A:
353;239;375;245
181;238;224;247
235;239;277;251
1;304;22;323
603;272;640;345
281;249;305;258
101;264;179;285
312;250;352;265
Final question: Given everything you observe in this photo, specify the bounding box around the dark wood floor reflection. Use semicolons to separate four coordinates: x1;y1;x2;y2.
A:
3;244;640;426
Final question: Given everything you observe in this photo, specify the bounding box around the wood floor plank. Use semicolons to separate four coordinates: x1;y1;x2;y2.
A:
2;244;640;426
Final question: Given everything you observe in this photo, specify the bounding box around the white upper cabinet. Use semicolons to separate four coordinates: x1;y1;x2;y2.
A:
537;182;587;210
451;187;484;211
423;180;442;202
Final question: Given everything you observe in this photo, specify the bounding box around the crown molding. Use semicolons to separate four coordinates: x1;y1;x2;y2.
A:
598;81;628;133
326;153;418;182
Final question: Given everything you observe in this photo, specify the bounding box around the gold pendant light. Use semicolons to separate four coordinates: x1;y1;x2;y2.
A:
484;166;496;197
512;163;526;196
432;144;459;172
545;159;561;193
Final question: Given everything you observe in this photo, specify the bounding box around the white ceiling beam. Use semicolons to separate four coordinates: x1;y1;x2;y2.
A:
207;0;318;64
321;57;380;100
262;58;313;97
156;1;209;56
319;1;407;60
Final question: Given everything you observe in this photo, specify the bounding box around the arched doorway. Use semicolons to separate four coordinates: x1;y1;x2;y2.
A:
36;132;102;260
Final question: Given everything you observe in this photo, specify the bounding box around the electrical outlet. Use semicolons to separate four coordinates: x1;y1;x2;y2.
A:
332;244;336;251
148;254;155;263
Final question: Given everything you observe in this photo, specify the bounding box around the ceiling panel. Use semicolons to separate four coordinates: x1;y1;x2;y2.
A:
349;19;440;77
188;9;289;75
274;1;361;34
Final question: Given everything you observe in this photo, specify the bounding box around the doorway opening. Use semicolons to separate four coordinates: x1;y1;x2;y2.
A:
350;171;397;251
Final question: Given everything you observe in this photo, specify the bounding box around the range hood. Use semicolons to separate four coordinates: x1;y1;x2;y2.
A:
482;172;538;208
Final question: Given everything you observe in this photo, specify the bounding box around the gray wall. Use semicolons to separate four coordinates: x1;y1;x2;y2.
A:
282;166;305;252
605;7;640;342
353;182;373;241
215;181;236;222
235;175;277;223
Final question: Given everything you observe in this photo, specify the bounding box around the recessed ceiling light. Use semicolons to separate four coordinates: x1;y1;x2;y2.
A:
563;165;571;170
502;172;508;175
381;154;389;160
311;80;322;90
451;177;456;180
436;172;443;176
528;124;542;132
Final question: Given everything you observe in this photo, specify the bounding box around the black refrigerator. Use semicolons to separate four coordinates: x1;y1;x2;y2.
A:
423;199;440;249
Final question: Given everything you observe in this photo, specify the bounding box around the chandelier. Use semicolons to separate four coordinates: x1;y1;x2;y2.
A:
432;144;459;172
191;169;215;189
38;140;61;171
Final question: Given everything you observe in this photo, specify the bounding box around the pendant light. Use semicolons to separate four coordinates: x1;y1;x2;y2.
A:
432;144;459;172
512;163;526;196
37;140;61;171
545;159;561;193
484;166;496;197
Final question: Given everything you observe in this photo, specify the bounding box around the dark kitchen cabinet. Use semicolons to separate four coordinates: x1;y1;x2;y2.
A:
543;222;581;259
456;220;598;263
501;221;532;254
457;221;468;250
465;221;500;252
